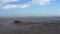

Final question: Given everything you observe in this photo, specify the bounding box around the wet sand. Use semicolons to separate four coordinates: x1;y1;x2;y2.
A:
0;22;59;34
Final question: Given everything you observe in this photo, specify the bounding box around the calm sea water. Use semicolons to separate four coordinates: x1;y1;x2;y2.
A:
0;17;59;30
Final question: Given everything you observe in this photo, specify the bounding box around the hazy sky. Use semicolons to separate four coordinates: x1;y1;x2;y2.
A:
0;0;60;17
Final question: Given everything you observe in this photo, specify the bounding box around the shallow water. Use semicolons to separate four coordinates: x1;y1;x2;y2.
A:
0;17;60;34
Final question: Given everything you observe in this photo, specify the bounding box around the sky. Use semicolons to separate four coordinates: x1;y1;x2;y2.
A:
0;0;60;17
